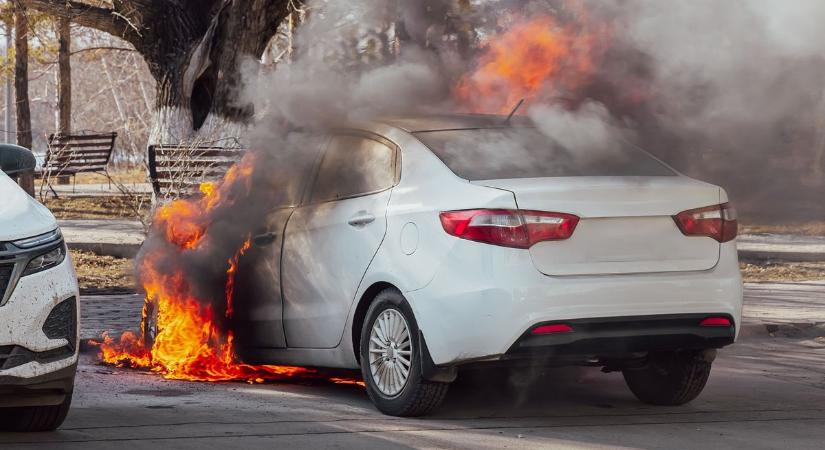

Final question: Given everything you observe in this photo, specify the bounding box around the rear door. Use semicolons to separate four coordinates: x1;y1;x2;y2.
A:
281;133;398;348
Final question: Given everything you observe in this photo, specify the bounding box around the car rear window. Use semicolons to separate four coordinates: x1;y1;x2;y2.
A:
414;128;675;180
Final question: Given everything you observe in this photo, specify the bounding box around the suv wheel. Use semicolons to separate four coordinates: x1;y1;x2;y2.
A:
623;350;712;406
359;288;449;416
0;393;72;432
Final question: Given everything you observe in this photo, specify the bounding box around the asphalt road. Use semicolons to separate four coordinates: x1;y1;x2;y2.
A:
1;335;824;449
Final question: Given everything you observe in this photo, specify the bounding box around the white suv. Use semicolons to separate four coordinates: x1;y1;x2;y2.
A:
149;115;743;416
0;145;79;431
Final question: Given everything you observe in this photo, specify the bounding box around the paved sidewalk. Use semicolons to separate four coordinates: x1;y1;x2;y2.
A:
738;233;825;261
47;182;153;197
79;283;825;343
81;293;144;340
60;219;145;258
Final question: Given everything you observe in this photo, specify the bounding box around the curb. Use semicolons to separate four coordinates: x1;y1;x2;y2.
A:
739;321;825;339
739;250;825;263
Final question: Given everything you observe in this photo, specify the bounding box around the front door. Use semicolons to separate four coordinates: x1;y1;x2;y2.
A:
282;133;398;348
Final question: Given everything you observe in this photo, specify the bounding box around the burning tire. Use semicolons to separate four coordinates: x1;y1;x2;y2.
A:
622;350;713;406
359;288;449;416
0;394;72;432
143;298;160;350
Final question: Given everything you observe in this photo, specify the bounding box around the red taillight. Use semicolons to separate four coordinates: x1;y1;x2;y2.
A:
439;209;579;249
532;324;573;335
700;317;732;327
673;202;738;243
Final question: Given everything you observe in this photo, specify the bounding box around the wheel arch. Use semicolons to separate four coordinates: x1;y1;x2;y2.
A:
352;281;398;364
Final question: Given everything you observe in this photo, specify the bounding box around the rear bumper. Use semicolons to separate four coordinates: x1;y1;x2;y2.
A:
404;241;743;366
507;314;735;359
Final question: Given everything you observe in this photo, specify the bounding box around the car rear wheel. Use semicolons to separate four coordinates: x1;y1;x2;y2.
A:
359;288;449;416
0;393;72;432
622;350;712;406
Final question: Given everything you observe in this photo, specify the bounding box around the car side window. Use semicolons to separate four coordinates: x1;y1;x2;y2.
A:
310;135;395;203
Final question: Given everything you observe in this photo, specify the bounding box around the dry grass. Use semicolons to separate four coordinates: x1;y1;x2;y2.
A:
740;222;825;236
43;195;150;220
741;261;825;283
73;168;148;185
70;250;135;294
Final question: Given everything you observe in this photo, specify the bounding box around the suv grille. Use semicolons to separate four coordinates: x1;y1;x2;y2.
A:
0;264;12;303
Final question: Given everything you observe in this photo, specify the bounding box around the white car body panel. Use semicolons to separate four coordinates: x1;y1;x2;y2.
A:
0;256;80;377
282;190;392;348
0;173;57;241
0;172;79;386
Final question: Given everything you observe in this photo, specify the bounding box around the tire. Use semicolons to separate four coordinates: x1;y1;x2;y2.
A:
0;393;73;432
143;298;159;350
622;351;712;406
359;288;449;417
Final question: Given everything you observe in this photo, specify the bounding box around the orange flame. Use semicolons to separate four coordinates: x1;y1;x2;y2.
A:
455;11;608;114
92;152;362;385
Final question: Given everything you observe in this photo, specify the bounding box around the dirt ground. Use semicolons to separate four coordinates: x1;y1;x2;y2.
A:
70;250;136;294
44;195;151;220
740;222;825;236
740;261;825;283
71;168;148;185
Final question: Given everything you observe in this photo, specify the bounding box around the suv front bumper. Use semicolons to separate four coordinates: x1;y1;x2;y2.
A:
0;254;79;407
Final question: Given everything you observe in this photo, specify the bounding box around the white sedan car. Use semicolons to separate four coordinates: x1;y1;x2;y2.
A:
0;145;79;431
204;114;743;416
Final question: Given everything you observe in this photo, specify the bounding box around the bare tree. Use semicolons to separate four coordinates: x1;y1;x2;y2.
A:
14;1;33;195
25;0;291;146
56;15;70;134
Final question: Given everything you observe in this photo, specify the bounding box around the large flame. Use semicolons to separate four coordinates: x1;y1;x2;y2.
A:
455;12;608;114
93;153;358;385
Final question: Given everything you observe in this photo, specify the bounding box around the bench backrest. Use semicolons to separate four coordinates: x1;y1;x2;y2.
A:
148;145;246;197
44;133;117;176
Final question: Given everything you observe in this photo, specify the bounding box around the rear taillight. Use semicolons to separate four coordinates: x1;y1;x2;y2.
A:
700;317;732;327
531;324;573;335
439;209;579;249
673;202;738;243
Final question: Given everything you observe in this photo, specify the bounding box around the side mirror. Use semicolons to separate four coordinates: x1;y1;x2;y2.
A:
0;144;36;176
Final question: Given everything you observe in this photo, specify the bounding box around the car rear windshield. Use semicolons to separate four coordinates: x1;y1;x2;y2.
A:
414;128;675;180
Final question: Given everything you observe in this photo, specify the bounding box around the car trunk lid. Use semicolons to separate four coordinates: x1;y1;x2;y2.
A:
474;176;722;276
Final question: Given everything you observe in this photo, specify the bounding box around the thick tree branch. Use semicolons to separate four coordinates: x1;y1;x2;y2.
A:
24;0;143;47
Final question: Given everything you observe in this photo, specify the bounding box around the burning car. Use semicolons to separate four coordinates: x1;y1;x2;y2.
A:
136;113;743;417
0;145;79;431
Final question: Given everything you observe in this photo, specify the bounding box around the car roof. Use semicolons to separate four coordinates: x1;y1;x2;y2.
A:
377;113;533;132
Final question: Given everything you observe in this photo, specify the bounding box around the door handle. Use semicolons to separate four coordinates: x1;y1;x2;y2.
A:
252;231;278;246
348;212;376;227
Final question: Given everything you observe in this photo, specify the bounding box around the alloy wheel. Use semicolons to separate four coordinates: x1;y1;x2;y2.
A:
368;308;413;397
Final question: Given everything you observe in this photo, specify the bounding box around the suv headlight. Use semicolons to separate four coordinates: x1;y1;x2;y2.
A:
22;245;66;276
12;229;62;249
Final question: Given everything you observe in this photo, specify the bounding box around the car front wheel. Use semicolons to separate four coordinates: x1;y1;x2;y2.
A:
623;350;713;406
0;393;72;432
359;288;449;417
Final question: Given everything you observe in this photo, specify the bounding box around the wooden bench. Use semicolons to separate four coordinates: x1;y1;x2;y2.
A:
147;144;246;198
39;132;118;197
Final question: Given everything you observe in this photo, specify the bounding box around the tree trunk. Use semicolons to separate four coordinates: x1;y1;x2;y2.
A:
14;4;34;196
56;16;71;135
26;0;291;149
